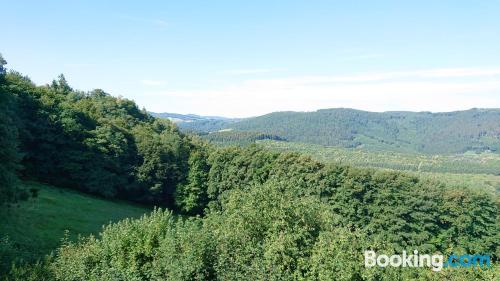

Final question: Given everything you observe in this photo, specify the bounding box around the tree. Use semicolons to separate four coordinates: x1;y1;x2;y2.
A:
0;54;21;204
0;54;7;74
134;121;189;205
51;74;72;93
175;141;210;214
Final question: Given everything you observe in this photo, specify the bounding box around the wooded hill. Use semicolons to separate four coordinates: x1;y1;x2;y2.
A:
167;108;500;154
1;55;498;280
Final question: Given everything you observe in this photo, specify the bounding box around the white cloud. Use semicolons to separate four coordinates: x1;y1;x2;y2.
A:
64;63;97;68
139;67;500;117
414;68;500;78
244;67;500;86
341;53;384;61
140;79;167;86
223;68;286;75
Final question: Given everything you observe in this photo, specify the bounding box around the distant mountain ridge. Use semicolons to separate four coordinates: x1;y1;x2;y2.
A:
149;112;241;132
149;112;232;122
154;108;500;154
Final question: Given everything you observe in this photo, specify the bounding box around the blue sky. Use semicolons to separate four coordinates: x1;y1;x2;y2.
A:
2;1;500;117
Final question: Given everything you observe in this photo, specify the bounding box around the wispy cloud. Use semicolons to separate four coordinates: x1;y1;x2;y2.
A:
414;68;500;78
245;67;500;87
140;79;167;86
139;67;500;117
64;63;97;68
341;53;384;61
223;68;286;75
336;47;385;61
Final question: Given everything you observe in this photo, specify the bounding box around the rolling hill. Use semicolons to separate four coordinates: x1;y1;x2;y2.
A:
158;108;500;154
149;112;232;123
149;112;241;132
0;181;150;267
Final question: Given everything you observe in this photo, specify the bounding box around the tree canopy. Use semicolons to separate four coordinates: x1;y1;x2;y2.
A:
171;108;500;154
0;59;497;280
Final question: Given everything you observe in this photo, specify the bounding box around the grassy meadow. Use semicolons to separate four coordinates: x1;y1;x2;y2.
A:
0;182;150;262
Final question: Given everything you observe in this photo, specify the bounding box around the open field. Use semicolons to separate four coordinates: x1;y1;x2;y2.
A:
0;182;150;262
257;140;500;194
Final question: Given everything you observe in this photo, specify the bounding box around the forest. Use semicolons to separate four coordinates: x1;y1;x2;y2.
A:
171;108;500;154
0;55;498;280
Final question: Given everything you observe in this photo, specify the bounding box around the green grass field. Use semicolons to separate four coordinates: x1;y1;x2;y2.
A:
0;182;150;262
257;140;500;194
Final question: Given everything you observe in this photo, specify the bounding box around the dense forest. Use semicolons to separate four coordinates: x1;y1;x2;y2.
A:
202;131;286;146
166;108;500;154
1;55;498;280
258;140;500;176
0;57;191;207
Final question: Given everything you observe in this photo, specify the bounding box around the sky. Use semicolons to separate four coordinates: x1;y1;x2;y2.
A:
2;0;500;117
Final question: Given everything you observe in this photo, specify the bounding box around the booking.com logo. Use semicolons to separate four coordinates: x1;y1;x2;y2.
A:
364;250;491;272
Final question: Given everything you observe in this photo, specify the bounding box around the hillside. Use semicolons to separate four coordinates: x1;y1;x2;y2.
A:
150;112;241;133
0;182;149;268
257;140;500;175
2;58;498;280
149;112;232;123
21;146;500;280
1;71;193;207
169;108;500;154
257;140;500;194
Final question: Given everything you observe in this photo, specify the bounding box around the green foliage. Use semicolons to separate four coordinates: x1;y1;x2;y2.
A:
133;120;190;205
0;181;149;275
177;108;500;154
0;54;6;75
202;130;286;146
5;259;53;281
20;173;498;280
1;71;190;205
437;189;500;258
0;236;17;276
259;140;500;175
48;209;215;281
0;55;22;205
416;172;500;195
259;140;500;194
1;58;498;280
175;140;211;214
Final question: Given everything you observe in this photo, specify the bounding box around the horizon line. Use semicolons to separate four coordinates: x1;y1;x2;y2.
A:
152;107;500;119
